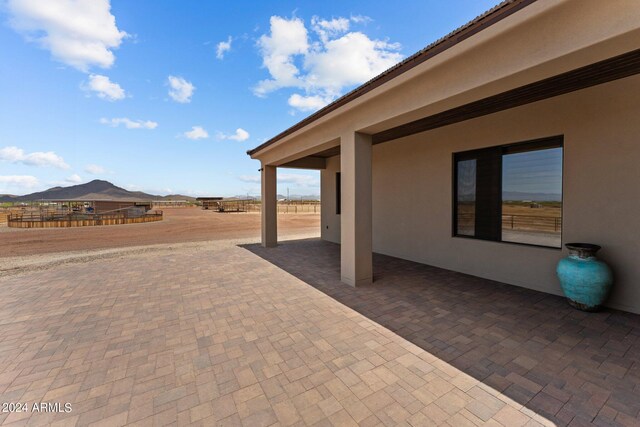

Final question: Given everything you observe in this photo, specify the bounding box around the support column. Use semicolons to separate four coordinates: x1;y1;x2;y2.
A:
340;132;372;286
261;164;277;247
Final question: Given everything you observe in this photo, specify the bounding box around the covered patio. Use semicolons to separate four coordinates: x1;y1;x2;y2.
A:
245;238;640;426
243;1;640;424
248;0;640;314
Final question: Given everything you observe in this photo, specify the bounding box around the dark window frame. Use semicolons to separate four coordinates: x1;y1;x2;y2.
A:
335;172;341;215
452;135;564;248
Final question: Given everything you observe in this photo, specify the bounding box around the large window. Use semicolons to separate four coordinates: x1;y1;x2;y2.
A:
454;136;563;248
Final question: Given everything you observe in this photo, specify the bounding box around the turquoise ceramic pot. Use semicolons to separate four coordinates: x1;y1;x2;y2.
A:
556;243;613;311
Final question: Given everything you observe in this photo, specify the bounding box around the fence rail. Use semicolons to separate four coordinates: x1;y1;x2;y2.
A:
244;204;321;214
208;201;321;214
502;214;562;233
458;213;562;233
7;210;163;228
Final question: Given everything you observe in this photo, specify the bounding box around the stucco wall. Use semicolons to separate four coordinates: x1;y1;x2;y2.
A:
321;75;640;314
321;156;341;244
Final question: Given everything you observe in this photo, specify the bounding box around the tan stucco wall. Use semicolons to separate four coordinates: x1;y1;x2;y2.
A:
320;156;341;243
321;75;640;314
253;0;640;312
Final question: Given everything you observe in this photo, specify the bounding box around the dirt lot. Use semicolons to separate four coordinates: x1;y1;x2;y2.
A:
0;207;320;258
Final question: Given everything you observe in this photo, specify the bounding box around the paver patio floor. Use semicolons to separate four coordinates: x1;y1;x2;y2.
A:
0;238;637;426
246;239;640;427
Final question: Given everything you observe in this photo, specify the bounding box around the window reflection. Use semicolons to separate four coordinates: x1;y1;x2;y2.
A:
456;159;476;236
501;147;562;248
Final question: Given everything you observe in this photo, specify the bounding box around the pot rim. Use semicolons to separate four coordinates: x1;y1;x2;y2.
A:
565;243;601;258
565;243;601;251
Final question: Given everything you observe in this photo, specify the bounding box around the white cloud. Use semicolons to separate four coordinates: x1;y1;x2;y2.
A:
311;16;350;43
167;75;195;103
85;74;126;101
183;126;209;140
217;128;250;142
254;16;309;97
239;173;318;187
304;33;401;94
0;146;25;163
254;15;402;111
100;117;157;129
0;146;69;169
216;36;232;59
6;0;127;72
0;175;39;189
288;94;333;112
350;15;372;24
84;164;105;174
277;173;319;187
65;173;82;184
238;175;261;184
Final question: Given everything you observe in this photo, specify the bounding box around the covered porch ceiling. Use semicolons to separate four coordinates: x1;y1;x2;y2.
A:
279;146;340;170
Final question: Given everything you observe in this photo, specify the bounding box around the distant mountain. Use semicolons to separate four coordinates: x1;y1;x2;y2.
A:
0;180;193;202
502;191;561;202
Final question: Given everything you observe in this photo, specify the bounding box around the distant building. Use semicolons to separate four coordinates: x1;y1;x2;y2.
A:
152;200;192;207
196;197;223;210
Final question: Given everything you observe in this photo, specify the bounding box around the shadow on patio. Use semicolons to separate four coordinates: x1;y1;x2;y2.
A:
243;238;640;426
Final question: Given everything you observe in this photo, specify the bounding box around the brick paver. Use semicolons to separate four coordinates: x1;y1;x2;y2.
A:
0;238;635;426
247;239;640;427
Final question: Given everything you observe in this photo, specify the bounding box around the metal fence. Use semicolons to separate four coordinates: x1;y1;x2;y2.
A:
210;201;321;214
502;214;562;233
458;213;562;233
244;204;321;214
7;210;163;228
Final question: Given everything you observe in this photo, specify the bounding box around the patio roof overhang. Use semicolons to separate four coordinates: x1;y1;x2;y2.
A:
371;48;640;144
257;47;640;169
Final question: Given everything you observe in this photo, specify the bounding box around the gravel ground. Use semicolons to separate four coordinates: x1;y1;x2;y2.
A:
0;207;319;258
0;232;318;277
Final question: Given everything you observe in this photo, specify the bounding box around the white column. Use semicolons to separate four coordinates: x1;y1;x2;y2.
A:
261;164;277;247
340;132;372;286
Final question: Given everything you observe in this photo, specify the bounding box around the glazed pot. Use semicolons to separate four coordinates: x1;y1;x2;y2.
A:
556;243;613;311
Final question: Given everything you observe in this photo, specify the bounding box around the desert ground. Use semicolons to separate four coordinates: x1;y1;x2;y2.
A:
0;207;319;258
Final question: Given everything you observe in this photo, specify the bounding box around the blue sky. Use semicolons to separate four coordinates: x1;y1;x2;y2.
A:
0;0;500;197
503;148;563;196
